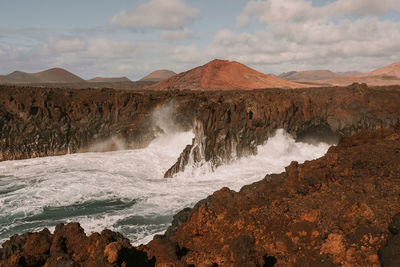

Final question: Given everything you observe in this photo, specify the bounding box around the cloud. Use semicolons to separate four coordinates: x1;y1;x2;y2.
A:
174;0;400;74
112;0;200;30
161;29;194;41
237;0;400;27
0;35;181;79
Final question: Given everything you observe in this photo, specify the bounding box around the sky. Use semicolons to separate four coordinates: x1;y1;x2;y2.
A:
0;0;400;80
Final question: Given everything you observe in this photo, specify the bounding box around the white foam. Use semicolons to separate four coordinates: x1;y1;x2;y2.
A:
0;129;331;245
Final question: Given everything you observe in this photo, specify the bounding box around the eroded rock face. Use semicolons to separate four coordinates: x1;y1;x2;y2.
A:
147;128;400;266
0;86;195;161
2;84;400;179
165;84;400;177
0;222;155;266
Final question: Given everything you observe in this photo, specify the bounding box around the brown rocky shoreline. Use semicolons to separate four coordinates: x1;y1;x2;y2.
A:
1;128;399;266
1;84;400;266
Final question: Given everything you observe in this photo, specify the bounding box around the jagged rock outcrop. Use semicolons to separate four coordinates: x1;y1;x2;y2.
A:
0;86;195;161
165;83;400;177
147;128;400;266
2;83;400;172
0;222;155;266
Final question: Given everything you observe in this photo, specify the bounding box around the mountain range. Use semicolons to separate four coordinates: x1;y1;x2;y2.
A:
151;59;307;90
2;60;400;88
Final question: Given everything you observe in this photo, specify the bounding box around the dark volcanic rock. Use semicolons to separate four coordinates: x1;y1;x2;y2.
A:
0;222;155;267
379;213;400;267
1;84;400;178
165;84;400;177
0;85;195;161
146;128;400;266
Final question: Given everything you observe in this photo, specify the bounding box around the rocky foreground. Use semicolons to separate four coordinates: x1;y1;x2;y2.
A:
1;128;399;266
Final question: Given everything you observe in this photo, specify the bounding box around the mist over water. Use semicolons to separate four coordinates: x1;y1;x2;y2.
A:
0;129;331;245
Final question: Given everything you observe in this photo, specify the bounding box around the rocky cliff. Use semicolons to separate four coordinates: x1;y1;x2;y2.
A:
146;128;400;266
0;86;195;161
1;128;399;266
165;83;400;177
1;84;400;178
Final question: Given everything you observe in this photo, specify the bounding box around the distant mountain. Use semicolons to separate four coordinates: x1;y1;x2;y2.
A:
336;71;363;77
360;62;400;78
151;59;307;90
0;68;85;84
326;62;400;86
88;77;131;82
140;70;176;82
279;70;362;81
0;71;42;83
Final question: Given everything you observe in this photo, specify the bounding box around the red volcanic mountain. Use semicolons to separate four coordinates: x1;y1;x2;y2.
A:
151;59;307;90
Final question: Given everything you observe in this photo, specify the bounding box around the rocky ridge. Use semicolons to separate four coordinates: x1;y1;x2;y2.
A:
165;83;400;177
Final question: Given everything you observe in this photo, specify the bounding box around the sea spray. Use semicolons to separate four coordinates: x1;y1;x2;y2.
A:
0;129;331;246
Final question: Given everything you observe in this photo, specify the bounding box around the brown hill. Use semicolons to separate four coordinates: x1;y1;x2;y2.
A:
88;76;131;82
0;68;85;84
0;71;42;84
361;62;400;78
327;62;400;86
152;59;307;90
279;70;361;81
31;68;85;83
140;69;176;82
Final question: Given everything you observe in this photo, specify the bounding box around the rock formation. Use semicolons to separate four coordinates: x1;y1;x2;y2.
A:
0;222;155;266
1;83;400;171
0;85;195;161
2;128;399;266
151;59;307;90
146;128;400;266
165;83;400;177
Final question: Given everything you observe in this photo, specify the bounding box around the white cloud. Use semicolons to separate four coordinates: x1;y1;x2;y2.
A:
112;0;200;30
185;0;399;73
161;29;194;41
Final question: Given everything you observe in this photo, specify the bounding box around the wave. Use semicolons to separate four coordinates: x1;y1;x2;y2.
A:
0;129;331;245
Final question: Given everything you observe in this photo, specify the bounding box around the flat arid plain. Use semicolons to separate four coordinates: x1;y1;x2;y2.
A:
1;1;400;266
